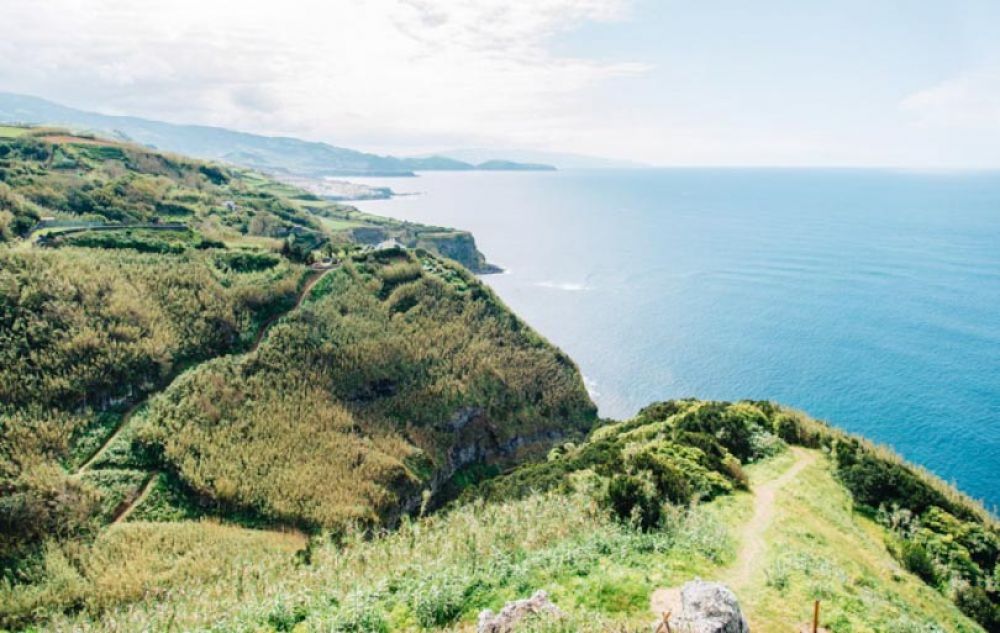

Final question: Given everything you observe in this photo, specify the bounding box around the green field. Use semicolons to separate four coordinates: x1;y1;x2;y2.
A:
0;125;30;138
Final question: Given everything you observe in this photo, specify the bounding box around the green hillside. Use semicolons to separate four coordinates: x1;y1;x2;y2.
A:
4;402;996;632
1;131;997;632
0;125;499;272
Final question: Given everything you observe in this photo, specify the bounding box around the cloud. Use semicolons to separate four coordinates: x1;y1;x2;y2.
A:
900;70;1000;130
0;0;645;151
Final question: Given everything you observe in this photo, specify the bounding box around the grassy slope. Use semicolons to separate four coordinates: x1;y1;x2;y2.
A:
29;447;979;632
130;251;595;531
0;131;523;629
729;451;980;632
0;128;493;270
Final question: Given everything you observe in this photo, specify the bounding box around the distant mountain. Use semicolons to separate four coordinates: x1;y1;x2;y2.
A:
476;159;556;171
432;147;649;169
0;92;553;177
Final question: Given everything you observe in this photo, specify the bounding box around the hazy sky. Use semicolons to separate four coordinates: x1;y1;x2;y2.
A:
3;0;1000;166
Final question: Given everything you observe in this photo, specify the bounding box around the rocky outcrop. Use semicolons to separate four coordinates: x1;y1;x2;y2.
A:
477;590;562;633
664;581;749;633
413;230;502;274
393;406;566;522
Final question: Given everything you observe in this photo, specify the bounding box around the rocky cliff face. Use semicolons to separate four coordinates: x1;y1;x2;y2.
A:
394;407;567;523
348;227;501;273
413;231;502;274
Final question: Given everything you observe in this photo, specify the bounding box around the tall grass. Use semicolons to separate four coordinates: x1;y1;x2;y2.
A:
36;491;729;631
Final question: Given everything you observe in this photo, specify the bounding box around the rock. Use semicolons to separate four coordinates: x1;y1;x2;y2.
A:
670;580;750;633
477;590;563;633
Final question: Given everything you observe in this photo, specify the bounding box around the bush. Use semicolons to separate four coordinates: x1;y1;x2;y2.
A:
627;450;692;505
954;585;1000;631
774;413;804;444
748;429;785;461
605;474;660;530
837;452;948;516
215;250;280;273
198;164;228;185
673;403;759;462
898;540;938;585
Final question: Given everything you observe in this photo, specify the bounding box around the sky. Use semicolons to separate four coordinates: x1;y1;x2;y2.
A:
2;0;999;167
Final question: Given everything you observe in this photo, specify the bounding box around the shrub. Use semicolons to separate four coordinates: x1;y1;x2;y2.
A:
673;403;759;462
605;474;660;530
837;452;948;516
898;540;939;585
954;585;1000;631
214;250;280;273
748;429;785;461
627;450;692;505
379;262;422;285
198;164;228;185
721;454;749;490
774;412;804;444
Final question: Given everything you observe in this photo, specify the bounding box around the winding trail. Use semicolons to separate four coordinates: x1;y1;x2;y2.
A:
73;265;334;519
650;447;818;616
247;265;331;350
728;446;817;589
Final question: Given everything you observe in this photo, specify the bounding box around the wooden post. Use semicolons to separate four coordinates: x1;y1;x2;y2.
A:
654;610;672;633
812;600;820;633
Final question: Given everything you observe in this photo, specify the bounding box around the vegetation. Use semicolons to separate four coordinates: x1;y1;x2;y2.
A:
0;128;497;271
3;434;984;632
466;400;999;630
0;247;304;578
136;251;595;531
45;227;225;253
1;127;996;632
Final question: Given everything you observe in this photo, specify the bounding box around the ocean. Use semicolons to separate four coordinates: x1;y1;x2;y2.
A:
352;168;1000;510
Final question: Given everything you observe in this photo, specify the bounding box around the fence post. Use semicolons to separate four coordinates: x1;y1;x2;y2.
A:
812;600;820;633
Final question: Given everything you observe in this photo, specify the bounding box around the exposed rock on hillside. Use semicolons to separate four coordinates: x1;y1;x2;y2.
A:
477;590;563;633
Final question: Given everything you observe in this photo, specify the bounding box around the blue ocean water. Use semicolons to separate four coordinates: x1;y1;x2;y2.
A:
353;169;1000;510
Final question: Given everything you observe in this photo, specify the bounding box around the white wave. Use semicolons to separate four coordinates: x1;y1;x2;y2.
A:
534;280;591;291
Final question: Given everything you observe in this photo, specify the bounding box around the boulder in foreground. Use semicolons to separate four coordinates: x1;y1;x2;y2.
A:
664;580;750;633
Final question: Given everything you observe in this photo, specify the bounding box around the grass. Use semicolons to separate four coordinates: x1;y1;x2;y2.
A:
0;125;29;138
35;490;721;631
16;446;980;632
66;411;124;470
727;451;982;632
317;215;367;231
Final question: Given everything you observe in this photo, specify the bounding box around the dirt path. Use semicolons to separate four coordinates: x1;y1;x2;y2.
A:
248;267;329;350
650;447;818;615
73;266;333;476
728;446;817;588
76;400;144;474
111;471;159;525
